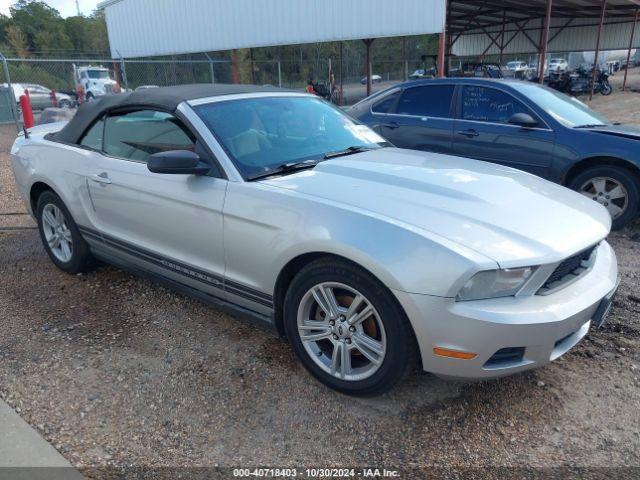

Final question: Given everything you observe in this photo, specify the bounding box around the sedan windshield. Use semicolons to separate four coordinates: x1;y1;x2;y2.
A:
194;96;386;179
512;83;610;128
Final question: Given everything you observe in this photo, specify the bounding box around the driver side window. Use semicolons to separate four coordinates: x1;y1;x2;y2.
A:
461;86;533;124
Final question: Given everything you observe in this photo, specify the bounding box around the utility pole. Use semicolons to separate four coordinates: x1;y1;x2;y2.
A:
75;0;81;16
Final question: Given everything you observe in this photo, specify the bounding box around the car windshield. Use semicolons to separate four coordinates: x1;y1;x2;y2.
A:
87;70;109;79
194;96;387;179
511;83;611;128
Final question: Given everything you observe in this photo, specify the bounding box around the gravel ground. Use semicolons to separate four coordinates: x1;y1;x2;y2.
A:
0;92;639;477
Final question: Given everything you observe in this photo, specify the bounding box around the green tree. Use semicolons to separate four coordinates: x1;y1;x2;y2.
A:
64;12;110;57
9;0;73;55
5;24;29;57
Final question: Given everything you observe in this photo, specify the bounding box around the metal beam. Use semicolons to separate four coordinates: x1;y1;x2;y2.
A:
453;17;639;37
547;17;574;45
538;0;553;83
501;20;533;51
500;9;507;64
339;41;344;105
450;1;490;46
590;0;608;100
437;31;447;77
363;38;375;97
623;9;639;91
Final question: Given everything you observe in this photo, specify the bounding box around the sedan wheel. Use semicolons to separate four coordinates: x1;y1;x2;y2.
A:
284;258;417;396
569;165;639;230
579;176;628;220
36;190;95;273
41;203;74;262
297;282;386;382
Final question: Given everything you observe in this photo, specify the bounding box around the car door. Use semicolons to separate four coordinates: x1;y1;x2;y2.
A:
83;109;228;300
378;84;455;154
361;89;401;136
452;84;555;178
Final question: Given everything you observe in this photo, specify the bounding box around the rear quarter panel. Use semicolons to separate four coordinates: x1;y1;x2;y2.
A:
10;129;96;226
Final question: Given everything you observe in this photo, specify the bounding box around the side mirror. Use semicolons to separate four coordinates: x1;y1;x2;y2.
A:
147;150;211;175
508;113;538;129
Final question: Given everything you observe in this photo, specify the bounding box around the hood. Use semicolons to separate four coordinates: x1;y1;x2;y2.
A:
262;148;611;267
586;124;640;140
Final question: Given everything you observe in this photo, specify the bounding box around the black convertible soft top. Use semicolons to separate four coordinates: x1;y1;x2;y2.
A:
54;83;290;144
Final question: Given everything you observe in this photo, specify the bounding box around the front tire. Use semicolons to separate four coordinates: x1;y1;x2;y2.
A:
569;165;639;230
283;258;417;396
600;82;613;95
36;191;95;273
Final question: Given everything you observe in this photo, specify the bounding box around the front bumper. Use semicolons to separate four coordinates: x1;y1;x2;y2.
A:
395;241;618;379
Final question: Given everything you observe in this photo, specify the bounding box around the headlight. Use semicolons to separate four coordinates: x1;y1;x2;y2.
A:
456;267;535;301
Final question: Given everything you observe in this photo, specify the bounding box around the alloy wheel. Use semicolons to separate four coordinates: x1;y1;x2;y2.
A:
579;176;628;219
41;203;73;262
296;282;387;382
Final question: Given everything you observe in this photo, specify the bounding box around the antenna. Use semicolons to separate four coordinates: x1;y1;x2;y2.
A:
75;0;81;16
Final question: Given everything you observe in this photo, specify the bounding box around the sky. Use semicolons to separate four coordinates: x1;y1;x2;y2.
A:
0;0;100;18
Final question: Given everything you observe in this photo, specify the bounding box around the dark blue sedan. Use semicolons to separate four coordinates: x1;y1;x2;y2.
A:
349;78;640;229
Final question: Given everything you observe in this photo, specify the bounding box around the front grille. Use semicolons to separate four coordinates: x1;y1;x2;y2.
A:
104;84;115;94
484;347;525;368
539;244;598;292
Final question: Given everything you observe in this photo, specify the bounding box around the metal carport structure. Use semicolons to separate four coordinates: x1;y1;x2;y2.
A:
100;0;640;99
439;0;640;96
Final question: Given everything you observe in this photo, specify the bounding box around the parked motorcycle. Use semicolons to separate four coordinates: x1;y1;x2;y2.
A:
547;66;612;96
547;71;572;93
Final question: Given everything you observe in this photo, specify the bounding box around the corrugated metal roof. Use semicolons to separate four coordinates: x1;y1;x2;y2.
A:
101;0;446;59
452;17;640;56
449;0;640;34
448;0;640;56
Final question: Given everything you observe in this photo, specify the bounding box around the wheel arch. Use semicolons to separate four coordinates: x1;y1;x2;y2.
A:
563;156;640;186
29;181;56;215
271;252;418;355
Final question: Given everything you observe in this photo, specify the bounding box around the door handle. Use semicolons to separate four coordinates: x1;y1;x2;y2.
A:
457;129;479;138
90;172;112;184
380;122;399;130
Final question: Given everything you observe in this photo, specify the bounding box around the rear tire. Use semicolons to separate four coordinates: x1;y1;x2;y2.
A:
36;190;95;273
568;165;639;230
283;258;418;396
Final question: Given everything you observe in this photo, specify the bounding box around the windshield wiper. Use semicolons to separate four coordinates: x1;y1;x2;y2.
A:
323;145;377;160
574;124;608;129
247;159;320;181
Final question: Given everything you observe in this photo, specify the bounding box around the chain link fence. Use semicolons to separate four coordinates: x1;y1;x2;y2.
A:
0;52;441;126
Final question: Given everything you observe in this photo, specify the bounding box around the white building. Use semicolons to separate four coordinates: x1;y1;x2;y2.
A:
98;0;447;59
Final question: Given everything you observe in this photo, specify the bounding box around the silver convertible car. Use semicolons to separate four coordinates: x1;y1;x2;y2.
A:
11;85;619;395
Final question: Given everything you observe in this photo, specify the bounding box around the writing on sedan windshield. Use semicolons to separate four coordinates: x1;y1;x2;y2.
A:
195;96;386;179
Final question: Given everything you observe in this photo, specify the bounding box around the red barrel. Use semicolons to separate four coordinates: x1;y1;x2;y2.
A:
20;92;35;129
